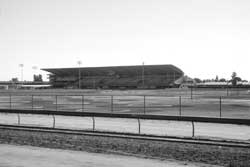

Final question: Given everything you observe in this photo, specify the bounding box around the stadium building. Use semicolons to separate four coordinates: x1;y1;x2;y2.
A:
42;64;184;89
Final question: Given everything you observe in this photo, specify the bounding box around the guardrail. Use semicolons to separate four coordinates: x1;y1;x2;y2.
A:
1;109;250;138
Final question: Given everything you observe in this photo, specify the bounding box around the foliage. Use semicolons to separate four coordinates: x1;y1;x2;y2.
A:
219;78;226;82
215;75;219;82
10;78;18;82
194;78;202;83
33;74;43;82
231;72;241;86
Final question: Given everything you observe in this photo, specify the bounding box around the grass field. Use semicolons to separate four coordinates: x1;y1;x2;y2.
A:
0;88;249;119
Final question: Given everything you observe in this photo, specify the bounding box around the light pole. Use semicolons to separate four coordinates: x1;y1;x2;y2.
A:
32;66;40;82
32;66;38;72
19;64;24;83
77;61;82;89
142;62;145;88
32;66;37;80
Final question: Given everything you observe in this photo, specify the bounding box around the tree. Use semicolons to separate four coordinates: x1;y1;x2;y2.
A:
194;78;202;83
231;72;241;86
215;75;219;82
219;78;226;82
33;74;43;82
11;78;18;83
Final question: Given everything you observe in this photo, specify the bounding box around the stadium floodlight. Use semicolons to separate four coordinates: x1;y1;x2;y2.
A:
142;62;145;88
32;66;37;70
77;61;82;89
19;64;24;83
32;66;38;75
32;66;39;82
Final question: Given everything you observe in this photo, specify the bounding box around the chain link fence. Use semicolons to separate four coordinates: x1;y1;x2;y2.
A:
0;87;249;119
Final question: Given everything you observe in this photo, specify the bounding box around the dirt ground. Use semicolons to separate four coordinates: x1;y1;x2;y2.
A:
0;144;221;167
0;128;249;167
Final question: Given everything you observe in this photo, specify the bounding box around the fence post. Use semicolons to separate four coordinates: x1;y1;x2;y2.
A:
55;95;58;111
17;114;20;125
143;95;146;114
52;115;55;128
82;95;84;112
31;95;34;110
190;87;193;99
92;116;95;131
111;96;113;113
219;96;222;118
191;121;195;137
226;86;229;96
138;118;141;134
9;94;12;109
179;96;182;116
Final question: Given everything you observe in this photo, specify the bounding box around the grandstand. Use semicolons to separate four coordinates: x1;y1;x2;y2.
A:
42;64;184;89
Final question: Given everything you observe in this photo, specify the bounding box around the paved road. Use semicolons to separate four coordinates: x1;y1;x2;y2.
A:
0;144;220;167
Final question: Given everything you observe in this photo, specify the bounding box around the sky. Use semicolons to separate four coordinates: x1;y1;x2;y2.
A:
0;0;250;81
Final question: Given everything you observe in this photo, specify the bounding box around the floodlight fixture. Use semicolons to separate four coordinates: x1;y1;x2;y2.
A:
19;64;24;83
142;62;145;88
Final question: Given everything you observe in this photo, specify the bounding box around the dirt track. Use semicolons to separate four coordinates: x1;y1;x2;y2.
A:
0;144;221;167
0;128;249;167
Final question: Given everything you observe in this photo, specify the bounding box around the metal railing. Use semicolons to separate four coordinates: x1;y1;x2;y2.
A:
0;93;249;118
1;109;250;139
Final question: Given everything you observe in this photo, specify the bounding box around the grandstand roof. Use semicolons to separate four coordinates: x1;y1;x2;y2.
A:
42;64;183;76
